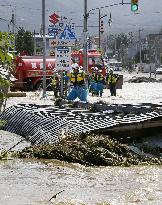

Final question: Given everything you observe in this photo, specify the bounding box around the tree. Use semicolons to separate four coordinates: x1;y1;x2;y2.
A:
105;33;129;61
0;31;15;111
109;33;129;51
114;33;129;50
15;28;34;55
134;49;148;63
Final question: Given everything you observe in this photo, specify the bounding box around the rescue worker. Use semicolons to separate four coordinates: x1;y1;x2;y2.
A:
106;68;119;96
89;67;98;96
100;58;107;77
51;72;60;98
65;63;87;102
95;70;105;97
79;66;84;71
135;64;139;74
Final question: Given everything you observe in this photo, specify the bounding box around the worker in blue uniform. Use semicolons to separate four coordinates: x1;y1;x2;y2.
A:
89;67;97;96
95;70;106;97
65;63;87;102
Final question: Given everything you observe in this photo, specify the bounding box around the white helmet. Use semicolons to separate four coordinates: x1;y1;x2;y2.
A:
109;67;114;72
72;63;79;69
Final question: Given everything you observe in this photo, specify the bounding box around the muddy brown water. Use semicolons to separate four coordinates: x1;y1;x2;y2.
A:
1;159;162;205
1;131;162;205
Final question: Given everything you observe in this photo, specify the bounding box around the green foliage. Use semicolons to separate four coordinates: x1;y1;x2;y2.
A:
109;33;129;51
15;27;34;55
0;76;10;100
0;31;15;109
0;120;6;127
0;32;15;65
0;151;12;160
0;76;10;86
96;47;104;55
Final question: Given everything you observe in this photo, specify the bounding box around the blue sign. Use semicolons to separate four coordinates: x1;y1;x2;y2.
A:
59;24;76;39
57;47;70;52
48;27;58;37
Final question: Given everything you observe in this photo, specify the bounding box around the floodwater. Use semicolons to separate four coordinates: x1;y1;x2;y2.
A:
1;159;162;205
1;130;162;205
1;71;162;205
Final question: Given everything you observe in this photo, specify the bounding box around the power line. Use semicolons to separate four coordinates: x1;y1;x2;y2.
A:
0;3;43;12
0;17;9;22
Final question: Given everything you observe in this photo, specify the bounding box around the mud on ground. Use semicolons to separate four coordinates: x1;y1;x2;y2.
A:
15;134;162;166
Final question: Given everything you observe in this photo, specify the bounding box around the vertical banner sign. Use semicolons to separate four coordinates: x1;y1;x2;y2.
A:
55;47;71;71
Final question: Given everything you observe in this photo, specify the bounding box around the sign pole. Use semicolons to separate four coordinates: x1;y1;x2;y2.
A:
55;46;71;97
98;8;101;50
60;72;64;97
42;0;46;98
83;0;88;73
48;14;76;98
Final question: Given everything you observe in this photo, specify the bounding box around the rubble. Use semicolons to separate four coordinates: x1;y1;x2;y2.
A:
15;134;162;166
127;76;158;83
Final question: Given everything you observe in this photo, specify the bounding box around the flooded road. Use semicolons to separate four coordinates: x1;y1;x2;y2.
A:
1;70;162;205
0;158;162;205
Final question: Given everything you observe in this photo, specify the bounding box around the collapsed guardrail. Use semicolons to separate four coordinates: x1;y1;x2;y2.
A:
0;102;162;144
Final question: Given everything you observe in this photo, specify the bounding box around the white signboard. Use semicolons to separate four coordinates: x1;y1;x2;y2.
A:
49;39;76;47
55;47;71;71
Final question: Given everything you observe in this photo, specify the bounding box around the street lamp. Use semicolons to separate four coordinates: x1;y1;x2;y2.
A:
98;8;106;50
88;8;111;50
87;1;130;50
82;1;131;69
99;11;112;49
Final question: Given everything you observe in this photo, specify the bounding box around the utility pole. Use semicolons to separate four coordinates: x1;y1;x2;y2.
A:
33;30;36;56
129;32;133;65
114;36;116;57
11;10;14;34
139;29;143;71
42;0;46;98
11;10;15;50
98;8;101;50
98;10;108;50
8;24;10;33
83;0;88;72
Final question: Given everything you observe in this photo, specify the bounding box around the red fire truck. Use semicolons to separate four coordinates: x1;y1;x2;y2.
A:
71;49;102;73
13;55;56;90
13;49;102;91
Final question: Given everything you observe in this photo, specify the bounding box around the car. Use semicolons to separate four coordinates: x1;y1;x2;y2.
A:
156;66;162;74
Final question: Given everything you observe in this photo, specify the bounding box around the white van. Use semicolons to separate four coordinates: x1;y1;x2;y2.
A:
156;65;162;74
107;59;122;71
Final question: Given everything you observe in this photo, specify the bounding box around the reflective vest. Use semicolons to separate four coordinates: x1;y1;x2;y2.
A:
68;71;85;86
96;74;104;82
51;76;59;86
90;73;97;81
107;74;118;84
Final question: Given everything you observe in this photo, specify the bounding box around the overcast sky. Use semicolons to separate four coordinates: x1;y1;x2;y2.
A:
0;0;162;38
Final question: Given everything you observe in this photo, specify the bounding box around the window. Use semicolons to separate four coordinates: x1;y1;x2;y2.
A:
89;57;101;65
72;56;80;64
